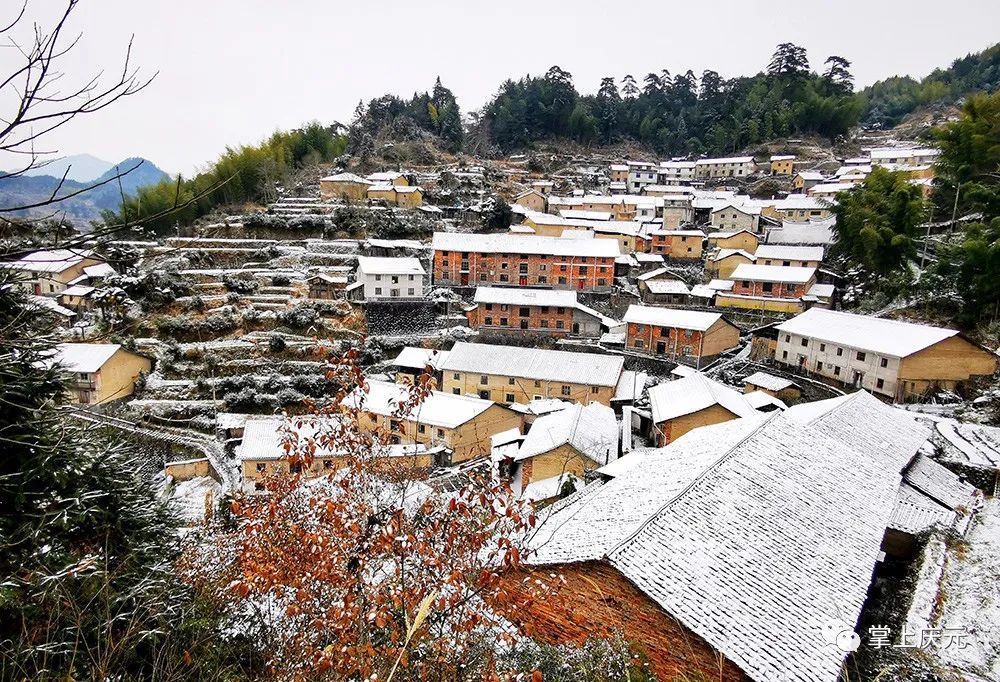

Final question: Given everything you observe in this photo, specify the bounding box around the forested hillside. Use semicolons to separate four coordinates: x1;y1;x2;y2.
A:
473;44;861;156
862;43;1000;128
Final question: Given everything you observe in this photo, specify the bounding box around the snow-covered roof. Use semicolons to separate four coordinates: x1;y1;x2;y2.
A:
711;202;761;216
392;346;450;371
644;279;691;295
869;147;940;161
809;182;856;195
765;217;836;246
515;402;618;465
770;154;795;161
696;156;754;165
432;232;620;258
60;284;95;297
356;256;425;276
440;342;624;387
753;245;824;262
770;194;830;210
82;262;116;278
624;305;722;331
743;371;795;392
348;379;498;429
29;295;75;318
321;172;368;183
559;209;612;221
707;278;735;291
54;343;128;373
634;252;664;263
614;370;648;402
648;373;759;424
729;264;816;283
367;171;406;181
711;248;755;262
776;308;961;359
5;249;93;274
805;282;835;299
795;171;827;181
690;284;717;299
707;229;756;240
473;286;576;308
529;390;930;682
744;390;788;411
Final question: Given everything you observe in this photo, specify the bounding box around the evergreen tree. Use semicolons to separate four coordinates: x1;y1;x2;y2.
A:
0;270;246;678
823;55;855;95
768;42;810;80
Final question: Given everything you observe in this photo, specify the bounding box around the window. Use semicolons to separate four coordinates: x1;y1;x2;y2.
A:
375;274;382;281
408;288;415;296
417;424;426;434
555;320;564;329
836;348;843;357
484;317;493;325
538;276;547;283
634;339;644;348
784;334;791;342
479;375;488;385
782;350;788;359
375;287;382;295
534;380;541;388
323;460;333;469
540;319;549;328
598;278;606;286
485;303;493;311
876;378;885;389
505;393;515;402
557;307;565;314
857;351;866;361
800;338;808;347
541;306;549;313
256;463;266;473
819;343;826;352
436;428;445;438
499;274;509;282
500;317;508;326
452;372;460;380
833;366;841;376
520;320;529;330
880;358;888;368
391;276;399;284
558;277;567;285
816;361;823;371
519;307;530;317
452;388;460;394
561;385;571;396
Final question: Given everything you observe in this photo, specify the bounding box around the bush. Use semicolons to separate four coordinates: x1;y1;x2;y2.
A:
272;274;291;287
269;334;287;353
222;275;259;294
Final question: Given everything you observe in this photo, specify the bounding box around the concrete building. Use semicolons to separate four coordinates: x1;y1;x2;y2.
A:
648;229;704;260
355;256;426;300
710;203;761;233
695;156;756;179
715;264;817;313
774;308;998;401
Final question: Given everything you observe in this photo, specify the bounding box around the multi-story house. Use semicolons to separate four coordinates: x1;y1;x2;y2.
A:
648;229;704;260
438;342;624;406
355;256;426;300
431;232;618;292
466;287;610;338
624;305;740;364
769;155;795;175
710;203;761;232
694;156;756;179
715;264;817;313
54;343;151;405
4;249;103;296
774;308;997;401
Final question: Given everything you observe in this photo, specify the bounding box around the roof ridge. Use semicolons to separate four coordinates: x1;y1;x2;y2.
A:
604;412;780;561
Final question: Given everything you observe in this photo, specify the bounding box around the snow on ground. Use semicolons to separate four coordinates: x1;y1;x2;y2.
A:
920;499;1000;680
168;476;221;523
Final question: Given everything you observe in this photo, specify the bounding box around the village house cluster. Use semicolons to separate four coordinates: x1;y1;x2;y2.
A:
6;137;998;682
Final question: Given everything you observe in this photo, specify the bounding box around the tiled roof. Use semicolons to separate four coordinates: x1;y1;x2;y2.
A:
440;342;624;387
432;231;620;258
776;308;961;358
648;373;759;424
515;402;618;465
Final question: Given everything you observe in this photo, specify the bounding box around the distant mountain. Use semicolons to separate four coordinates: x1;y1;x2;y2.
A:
0;157;170;227
20;153;115;183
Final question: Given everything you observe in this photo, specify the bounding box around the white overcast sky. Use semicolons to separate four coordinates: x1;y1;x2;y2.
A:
2;0;998;176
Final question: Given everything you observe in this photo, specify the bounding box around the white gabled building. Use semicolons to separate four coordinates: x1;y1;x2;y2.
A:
774;308;998;401
869;147;941;168
355;256;426;300
695;156;756;179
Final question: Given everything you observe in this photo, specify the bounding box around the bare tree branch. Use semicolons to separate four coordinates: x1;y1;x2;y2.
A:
0;0;157;212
